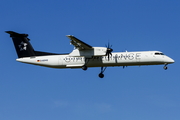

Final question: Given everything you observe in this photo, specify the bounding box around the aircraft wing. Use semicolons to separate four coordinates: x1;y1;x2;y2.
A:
66;35;93;50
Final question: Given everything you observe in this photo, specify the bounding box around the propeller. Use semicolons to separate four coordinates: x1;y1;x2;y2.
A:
105;43;113;61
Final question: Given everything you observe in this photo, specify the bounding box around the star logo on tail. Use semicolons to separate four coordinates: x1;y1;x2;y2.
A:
19;41;27;51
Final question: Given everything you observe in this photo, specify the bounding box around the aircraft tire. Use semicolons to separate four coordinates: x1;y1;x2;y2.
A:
82;65;87;70
99;73;104;78
164;66;168;70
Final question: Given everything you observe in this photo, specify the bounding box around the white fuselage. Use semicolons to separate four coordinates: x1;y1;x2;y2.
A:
16;51;174;69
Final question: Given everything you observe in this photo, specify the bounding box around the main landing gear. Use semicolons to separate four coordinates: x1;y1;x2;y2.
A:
82;66;107;78
163;63;168;70
98;67;107;78
82;65;88;70
81;58;108;78
82;58;90;71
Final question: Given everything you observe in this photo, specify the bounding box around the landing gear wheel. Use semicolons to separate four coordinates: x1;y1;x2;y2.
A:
82;65;88;70
98;67;107;78
164;66;168;70
99;73;104;78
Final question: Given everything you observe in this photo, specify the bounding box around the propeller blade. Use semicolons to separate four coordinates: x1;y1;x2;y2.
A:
105;42;113;61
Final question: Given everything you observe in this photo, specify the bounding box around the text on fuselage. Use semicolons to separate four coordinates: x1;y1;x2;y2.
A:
64;53;141;62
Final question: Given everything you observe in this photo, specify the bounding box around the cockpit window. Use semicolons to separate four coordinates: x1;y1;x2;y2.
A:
160;53;164;55
155;52;164;55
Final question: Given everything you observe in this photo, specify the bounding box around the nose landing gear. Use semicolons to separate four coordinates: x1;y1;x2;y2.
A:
164;64;168;70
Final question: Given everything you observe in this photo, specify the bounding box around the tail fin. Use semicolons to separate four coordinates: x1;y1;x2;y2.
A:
6;31;36;58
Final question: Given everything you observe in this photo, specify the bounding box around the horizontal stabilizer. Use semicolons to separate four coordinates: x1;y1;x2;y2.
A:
6;31;29;39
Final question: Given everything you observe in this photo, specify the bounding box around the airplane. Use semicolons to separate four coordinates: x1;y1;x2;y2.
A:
6;31;175;78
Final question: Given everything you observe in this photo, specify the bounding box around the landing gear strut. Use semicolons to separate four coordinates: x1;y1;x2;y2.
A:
98;67;107;78
164;64;168;70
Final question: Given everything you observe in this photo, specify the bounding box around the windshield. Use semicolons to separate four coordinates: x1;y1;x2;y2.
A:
155;52;165;55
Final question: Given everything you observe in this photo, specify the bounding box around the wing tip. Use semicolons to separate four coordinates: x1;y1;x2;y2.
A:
66;35;73;37
66;35;75;40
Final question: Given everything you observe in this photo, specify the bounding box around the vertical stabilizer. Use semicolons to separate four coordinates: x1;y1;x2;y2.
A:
6;31;36;58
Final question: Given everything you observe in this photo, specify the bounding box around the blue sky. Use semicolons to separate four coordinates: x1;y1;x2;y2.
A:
0;0;180;120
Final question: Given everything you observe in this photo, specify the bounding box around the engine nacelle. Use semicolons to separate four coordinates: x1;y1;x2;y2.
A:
69;47;107;58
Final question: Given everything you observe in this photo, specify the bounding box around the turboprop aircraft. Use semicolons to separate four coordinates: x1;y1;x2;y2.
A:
6;31;175;78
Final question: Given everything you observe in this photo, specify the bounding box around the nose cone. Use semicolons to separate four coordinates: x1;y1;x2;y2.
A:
166;57;175;64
